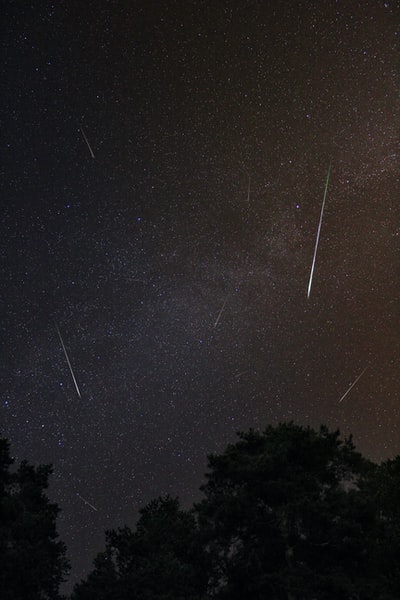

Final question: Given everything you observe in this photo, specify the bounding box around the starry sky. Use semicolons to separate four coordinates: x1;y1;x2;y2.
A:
1;0;399;591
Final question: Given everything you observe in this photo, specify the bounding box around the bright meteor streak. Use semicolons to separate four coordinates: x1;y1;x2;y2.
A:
338;366;368;403
56;325;82;398
307;164;331;299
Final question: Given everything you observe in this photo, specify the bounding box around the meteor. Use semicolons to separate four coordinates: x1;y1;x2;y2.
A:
235;370;249;379
307;164;331;299
338;366;368;403
77;493;98;511
56;325;82;398
214;294;229;328
247;176;251;202
79;126;95;158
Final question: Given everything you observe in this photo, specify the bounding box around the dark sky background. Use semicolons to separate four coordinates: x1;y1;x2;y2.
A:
1;0;399;592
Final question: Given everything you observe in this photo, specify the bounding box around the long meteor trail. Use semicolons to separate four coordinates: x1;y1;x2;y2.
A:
338;366;368;403
307;164;331;299
56;325;82;398
79;127;95;158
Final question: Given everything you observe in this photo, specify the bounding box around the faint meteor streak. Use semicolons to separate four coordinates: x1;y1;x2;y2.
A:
338;366;368;403
77;493;98;511
214;294;229;328
247;176;251;202
56;325;82;398
307;164;331;299
235;370;249;379
79;127;95;158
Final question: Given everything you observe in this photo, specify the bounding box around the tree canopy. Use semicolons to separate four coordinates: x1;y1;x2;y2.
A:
3;423;400;600
197;424;378;599
72;422;400;600
0;437;70;600
71;496;208;600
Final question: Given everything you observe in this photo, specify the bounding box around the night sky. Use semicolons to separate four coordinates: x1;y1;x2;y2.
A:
1;0;399;591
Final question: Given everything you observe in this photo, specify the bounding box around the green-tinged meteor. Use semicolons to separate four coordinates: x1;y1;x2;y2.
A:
56;325;82;398
307;164;331;299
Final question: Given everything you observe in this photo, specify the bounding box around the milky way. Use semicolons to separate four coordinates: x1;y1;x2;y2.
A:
1;1;398;591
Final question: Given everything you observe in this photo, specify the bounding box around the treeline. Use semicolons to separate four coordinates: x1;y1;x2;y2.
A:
1;423;400;599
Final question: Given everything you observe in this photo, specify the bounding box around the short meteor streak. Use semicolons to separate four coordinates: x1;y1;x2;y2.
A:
307;164;331;299
214;294;229;328
235;370;249;379
247;176;251;202
56;326;82;398
77;493;98;512
79;127;95;158
338;366;368;403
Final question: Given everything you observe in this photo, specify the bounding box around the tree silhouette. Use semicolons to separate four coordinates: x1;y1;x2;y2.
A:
0;437;69;600
196;423;394;599
72;423;400;599
72;496;208;600
361;455;400;598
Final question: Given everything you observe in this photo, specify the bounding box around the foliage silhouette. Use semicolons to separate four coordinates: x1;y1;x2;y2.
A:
196;423;383;599
4;422;399;600
72;495;208;600
74;423;400;599
0;437;69;600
